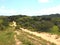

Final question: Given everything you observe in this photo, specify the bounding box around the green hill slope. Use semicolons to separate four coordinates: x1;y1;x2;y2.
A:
0;14;60;45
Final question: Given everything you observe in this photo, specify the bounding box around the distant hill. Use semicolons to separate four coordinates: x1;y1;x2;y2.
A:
0;14;60;34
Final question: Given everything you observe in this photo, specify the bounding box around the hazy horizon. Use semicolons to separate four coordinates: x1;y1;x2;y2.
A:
0;0;60;16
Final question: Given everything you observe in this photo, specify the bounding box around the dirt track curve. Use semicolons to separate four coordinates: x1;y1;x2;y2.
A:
20;28;60;45
14;31;22;45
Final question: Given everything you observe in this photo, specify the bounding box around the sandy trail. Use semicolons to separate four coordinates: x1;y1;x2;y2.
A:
14;31;22;45
20;28;60;45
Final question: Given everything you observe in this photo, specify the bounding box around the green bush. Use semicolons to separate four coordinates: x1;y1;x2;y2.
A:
50;25;59;34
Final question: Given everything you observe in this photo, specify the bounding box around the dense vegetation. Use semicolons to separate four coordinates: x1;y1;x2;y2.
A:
0;14;60;45
0;14;60;34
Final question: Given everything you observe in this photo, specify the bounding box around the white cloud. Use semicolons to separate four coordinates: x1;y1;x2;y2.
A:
38;0;49;3
0;5;60;16
20;5;60;16
35;5;60;15
18;8;35;16
0;6;19;15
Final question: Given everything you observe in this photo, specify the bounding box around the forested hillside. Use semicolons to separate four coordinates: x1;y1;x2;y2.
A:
0;14;60;34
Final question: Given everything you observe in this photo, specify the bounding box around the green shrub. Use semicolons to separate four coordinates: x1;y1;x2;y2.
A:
50;25;59;34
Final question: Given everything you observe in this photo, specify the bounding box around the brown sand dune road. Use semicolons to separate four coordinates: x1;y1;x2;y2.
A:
14;31;22;45
20;28;60;45
11;21;22;45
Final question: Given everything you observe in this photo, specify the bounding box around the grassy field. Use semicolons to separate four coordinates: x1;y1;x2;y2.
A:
0;26;15;45
0;27;56;45
0;31;15;45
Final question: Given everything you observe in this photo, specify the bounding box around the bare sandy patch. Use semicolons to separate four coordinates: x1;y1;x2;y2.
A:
20;28;60;45
14;31;22;45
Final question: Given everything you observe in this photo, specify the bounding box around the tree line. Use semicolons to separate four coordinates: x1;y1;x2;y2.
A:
0;14;60;34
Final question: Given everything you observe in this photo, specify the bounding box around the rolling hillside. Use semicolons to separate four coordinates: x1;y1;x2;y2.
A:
0;14;60;45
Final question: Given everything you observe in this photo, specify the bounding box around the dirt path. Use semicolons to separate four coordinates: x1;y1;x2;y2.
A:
14;31;22;45
20;28;60;45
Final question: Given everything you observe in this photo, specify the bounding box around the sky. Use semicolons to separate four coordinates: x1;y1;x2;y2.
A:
0;0;60;16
